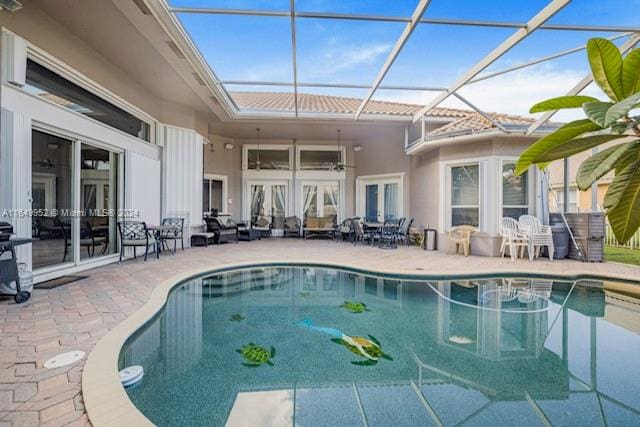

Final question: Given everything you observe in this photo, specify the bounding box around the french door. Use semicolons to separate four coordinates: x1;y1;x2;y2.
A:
246;180;288;223
357;175;403;222
300;181;340;223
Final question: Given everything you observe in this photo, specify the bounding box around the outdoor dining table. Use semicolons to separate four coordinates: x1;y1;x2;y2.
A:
147;224;181;255
363;222;400;249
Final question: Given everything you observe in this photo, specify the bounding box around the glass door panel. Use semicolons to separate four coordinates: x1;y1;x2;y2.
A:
31;130;74;270
271;184;287;234
323;184;339;223
302;185;318;220
80;144;119;261
250;184;266;223
203;180;211;214
365;184;379;222
383;183;399;221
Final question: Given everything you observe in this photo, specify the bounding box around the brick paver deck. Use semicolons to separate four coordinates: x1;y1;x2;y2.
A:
0;239;638;426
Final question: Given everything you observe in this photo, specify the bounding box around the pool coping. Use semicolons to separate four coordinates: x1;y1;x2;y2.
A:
81;259;640;426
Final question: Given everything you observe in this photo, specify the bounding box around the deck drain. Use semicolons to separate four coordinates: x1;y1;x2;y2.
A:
44;351;85;369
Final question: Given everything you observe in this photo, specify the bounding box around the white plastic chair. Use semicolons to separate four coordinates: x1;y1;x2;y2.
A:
518;215;554;261
499;217;529;261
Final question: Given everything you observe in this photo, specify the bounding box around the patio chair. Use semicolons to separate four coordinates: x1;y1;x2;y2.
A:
351;219;372;246
205;217;239;244
336;218;355;241
283;216;301;238
446;225;477;256
159;217;184;252
398;218;414;246
56;217;73;263
499;217;529;261
518;215;554;261
252;215;272;238
378;220;399;249
117;221;157;262
80;220;108;258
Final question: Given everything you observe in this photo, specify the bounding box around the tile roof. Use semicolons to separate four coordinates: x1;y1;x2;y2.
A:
230;91;537;136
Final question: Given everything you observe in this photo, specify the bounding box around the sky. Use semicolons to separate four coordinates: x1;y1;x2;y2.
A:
170;0;640;120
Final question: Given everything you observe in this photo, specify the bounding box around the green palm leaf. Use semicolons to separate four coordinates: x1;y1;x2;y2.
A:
529;95;599;113
576;142;637;191
515;119;603;175
606;161;640;243
604;161;640;210
622;48;640;98
583;93;640;127
587;38;624;101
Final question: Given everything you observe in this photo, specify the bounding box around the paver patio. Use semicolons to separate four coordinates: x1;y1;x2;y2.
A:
0;239;638;426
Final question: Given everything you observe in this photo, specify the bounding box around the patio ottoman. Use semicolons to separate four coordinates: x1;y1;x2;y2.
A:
238;227;262;241
191;232;215;247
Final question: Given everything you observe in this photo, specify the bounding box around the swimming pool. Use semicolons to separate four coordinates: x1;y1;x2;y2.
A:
119;265;640;426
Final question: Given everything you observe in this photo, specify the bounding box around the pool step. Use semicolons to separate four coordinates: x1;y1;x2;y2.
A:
227;382;436;427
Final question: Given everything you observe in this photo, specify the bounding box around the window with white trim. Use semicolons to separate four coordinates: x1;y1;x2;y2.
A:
451;164;479;227
554;189;578;213
502;162;529;219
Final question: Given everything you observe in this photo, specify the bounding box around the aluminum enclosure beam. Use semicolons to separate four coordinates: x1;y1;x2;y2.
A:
221;80;446;91
169;7;640;33
526;32;640;134
412;0;570;122
468;33;631;85
453;93;507;132
289;0;299;116
354;0;432;119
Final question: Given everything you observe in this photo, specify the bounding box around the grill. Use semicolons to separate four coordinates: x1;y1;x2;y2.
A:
0;222;13;242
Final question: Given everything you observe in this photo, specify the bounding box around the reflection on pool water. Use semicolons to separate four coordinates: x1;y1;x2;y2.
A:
120;266;640;426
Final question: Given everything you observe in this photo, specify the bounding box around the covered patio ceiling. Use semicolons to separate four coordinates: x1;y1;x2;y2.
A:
161;0;639;129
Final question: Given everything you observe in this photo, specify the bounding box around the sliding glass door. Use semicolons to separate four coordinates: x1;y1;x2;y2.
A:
31;129;121;272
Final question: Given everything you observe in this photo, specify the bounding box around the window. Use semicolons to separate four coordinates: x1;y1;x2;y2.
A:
554;189;578;213
299;149;341;170
203;177;225;214
451;164;479;227
247;149;290;170
24;59;151;142
502;162;528;219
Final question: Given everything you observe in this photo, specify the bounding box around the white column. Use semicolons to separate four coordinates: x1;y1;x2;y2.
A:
162;126;204;244
0;109;32;268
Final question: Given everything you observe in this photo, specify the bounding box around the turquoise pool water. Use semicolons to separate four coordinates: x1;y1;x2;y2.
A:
120;265;640;426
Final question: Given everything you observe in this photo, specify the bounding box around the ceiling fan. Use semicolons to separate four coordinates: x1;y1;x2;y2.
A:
33;142;58;170
33;158;55;169
330;129;356;172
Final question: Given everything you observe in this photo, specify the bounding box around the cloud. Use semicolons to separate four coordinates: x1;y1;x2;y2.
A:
300;42;392;81
374;63;605;123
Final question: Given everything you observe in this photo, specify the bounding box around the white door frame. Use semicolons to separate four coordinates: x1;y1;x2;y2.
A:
203;173;228;214
356;173;404;221
243;179;290;221
298;179;342;220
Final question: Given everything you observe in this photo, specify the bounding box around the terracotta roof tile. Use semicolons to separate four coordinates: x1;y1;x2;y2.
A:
230;91;539;136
